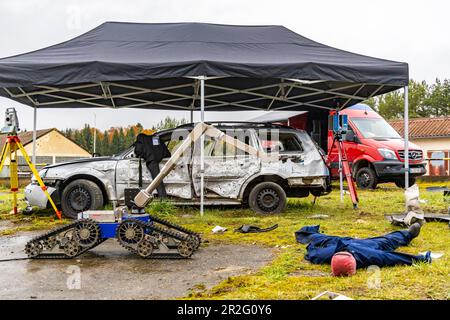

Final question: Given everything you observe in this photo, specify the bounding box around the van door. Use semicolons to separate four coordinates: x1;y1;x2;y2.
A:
191;129;260;199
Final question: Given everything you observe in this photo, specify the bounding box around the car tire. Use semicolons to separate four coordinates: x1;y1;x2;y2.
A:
355;167;378;189
395;177;416;189
61;179;104;219
248;182;287;214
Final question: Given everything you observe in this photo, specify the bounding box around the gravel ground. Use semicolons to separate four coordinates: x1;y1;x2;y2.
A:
0;231;273;300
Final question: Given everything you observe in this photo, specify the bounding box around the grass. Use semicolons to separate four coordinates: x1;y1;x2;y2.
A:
0;189;69;235
0;182;449;299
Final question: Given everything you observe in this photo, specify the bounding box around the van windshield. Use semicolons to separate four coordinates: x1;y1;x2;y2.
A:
351;118;401;139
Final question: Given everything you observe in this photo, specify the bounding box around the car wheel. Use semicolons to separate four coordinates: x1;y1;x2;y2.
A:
61;179;104;219
355;167;378;189
248;182;287;214
395;177;416;189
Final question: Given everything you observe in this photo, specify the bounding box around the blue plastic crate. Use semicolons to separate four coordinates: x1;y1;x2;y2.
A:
98;215;151;239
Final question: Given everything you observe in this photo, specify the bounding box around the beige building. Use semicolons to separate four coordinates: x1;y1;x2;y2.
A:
0;128;91;177
390;117;450;176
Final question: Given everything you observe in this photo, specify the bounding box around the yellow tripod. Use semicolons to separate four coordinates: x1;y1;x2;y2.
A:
0;135;62;219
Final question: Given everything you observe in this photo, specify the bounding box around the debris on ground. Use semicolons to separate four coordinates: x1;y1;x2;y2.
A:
311;291;352;300
386;214;450;227
212;226;227;233
389;184;429;227
308;214;329;219
234;224;278;233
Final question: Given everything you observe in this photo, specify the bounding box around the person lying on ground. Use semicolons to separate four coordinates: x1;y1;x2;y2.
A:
295;223;431;272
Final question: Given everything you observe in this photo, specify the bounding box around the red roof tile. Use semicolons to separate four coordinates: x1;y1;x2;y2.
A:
0;128;54;150
389;117;450;139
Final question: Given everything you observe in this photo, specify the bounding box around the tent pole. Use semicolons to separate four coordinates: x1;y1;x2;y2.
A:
32;105;37;165
200;76;205;216
404;85;409;190
336;109;344;202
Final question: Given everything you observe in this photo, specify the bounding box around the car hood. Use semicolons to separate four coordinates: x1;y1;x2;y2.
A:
44;156;116;169
363;138;422;151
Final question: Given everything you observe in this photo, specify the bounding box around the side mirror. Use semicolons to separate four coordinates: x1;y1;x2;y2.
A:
345;131;356;142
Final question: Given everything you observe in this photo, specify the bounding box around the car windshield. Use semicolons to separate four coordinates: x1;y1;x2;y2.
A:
351;118;401;139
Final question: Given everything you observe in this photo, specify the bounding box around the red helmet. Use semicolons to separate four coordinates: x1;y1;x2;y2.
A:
331;251;357;276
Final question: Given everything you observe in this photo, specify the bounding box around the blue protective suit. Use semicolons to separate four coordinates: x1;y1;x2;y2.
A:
295;225;431;268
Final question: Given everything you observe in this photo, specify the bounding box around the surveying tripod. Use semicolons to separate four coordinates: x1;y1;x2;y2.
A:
327;114;359;209
0;135;62;219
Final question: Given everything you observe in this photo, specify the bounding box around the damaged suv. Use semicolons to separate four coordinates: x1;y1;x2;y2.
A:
25;123;330;218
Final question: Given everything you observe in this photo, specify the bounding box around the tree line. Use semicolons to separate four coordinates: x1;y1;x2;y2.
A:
366;78;450;119
63;117;187;156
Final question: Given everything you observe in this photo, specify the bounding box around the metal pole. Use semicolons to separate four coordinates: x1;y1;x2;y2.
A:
200;76;205;216
338;139;344;202
190;108;194;123
404;85;409;189
32;106;37;165
336;110;344;202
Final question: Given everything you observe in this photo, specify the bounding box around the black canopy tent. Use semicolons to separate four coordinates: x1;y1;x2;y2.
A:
0;22;411;213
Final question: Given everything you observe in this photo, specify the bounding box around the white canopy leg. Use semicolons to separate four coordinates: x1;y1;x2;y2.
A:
200;76;205;216
32;105;37;165
404;85;409;190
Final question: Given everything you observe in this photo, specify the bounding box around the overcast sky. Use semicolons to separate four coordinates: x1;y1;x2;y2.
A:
0;0;449;131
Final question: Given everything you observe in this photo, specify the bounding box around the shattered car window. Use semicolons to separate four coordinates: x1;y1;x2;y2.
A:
259;132;303;153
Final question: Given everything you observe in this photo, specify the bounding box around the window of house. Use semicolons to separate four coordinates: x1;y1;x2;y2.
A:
428;150;449;176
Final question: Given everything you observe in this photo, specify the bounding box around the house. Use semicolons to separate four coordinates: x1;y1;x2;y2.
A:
0;128;91;177
389;117;450;177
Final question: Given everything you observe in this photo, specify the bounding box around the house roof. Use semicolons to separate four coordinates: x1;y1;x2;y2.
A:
389;117;450;139
0;128;54;149
0;128;90;154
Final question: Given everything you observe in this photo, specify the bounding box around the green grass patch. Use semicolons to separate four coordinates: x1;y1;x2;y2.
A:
0;182;449;299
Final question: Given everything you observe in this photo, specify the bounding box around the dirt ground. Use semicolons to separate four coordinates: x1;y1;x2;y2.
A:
0;231;273;300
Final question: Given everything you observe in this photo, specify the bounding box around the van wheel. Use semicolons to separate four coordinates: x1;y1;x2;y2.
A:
355;167;378;189
249;182;287;214
395;178;416;189
61;179;104;219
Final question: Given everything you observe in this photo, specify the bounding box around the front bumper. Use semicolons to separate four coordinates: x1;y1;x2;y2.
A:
24;183;57;209
373;161;426;180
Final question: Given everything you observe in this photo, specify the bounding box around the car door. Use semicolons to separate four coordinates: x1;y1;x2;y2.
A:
157;133;193;199
115;134;193;201
191;128;261;199
115;148;152;201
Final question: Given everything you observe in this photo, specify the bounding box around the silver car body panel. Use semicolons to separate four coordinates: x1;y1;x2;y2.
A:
24;184;57;208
